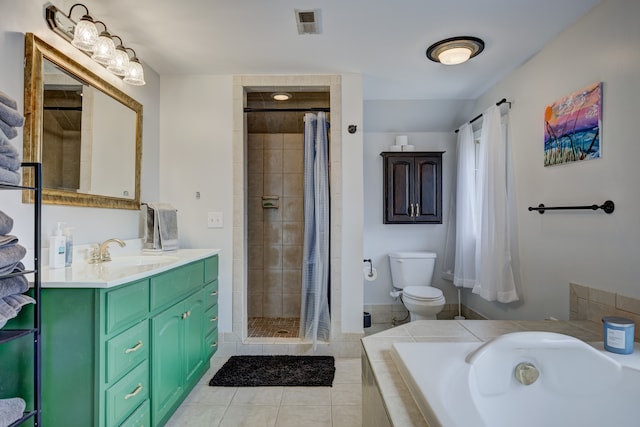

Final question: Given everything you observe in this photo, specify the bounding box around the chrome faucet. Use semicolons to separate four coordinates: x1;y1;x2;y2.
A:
89;238;126;263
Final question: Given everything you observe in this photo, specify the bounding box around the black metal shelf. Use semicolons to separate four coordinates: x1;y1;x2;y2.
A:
0;162;42;426
7;411;36;427
0;329;36;344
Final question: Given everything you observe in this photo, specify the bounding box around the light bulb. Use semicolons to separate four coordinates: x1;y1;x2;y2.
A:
438;47;472;65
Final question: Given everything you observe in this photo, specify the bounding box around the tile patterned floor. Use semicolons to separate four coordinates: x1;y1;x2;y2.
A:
166;356;362;427
248;317;300;338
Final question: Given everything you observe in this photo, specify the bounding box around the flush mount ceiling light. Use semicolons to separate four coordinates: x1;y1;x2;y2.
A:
426;36;485;65
272;92;292;101
45;3;146;85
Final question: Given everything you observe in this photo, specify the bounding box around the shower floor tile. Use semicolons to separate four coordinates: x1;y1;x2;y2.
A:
248;317;300;338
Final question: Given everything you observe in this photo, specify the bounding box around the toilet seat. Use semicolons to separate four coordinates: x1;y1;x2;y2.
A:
403;286;443;301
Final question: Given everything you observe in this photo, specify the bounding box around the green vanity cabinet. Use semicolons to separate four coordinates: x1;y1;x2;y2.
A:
151;289;206;425
40;255;219;427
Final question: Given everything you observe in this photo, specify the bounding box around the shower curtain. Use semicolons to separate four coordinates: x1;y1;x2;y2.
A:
300;111;330;347
473;105;518;302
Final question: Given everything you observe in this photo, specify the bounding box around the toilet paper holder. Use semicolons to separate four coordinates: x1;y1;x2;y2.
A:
363;259;374;278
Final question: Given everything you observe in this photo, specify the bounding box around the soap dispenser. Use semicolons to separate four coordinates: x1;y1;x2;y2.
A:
49;222;66;269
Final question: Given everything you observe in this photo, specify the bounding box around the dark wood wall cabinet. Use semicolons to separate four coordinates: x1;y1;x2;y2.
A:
381;151;444;224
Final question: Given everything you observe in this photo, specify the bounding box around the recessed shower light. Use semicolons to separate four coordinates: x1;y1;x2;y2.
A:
272;92;292;101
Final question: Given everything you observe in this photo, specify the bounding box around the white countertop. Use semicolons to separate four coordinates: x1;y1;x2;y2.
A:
40;247;221;289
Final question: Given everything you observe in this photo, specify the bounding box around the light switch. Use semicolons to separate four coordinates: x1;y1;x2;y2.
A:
207;212;223;228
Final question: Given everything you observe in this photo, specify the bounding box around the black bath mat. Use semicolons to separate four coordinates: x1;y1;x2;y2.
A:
209;355;335;387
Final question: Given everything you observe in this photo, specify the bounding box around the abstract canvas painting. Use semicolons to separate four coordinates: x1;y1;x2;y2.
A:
544;82;602;166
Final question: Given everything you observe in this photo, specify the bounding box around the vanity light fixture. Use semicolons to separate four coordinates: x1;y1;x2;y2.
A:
90;22;116;65
69;4;98;52
426;36;485;65
45;3;146;85
106;36;130;76
272;92;292;101
123;48;146;86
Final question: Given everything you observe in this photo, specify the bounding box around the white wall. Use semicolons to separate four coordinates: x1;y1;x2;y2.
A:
340;73;365;333
159;74;365;334
0;0;160;248
363;132;457;305
159;75;235;333
465;0;640;320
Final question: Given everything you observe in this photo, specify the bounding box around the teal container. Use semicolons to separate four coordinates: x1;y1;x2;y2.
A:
602;316;635;354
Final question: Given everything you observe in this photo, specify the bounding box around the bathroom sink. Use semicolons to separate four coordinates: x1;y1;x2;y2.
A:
92;255;180;267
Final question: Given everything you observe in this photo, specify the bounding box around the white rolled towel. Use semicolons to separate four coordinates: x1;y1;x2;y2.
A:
0;397;26;427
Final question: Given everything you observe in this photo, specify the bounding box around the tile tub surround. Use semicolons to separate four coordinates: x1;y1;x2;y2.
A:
361;319;603;426
570;283;640;341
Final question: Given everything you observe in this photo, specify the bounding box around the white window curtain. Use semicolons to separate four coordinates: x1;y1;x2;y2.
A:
300;112;331;348
453;123;477;288
473;105;518;302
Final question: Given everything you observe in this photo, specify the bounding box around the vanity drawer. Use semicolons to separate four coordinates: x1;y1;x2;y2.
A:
119;399;150;427
205;328;218;357
106;361;149;427
106;280;150;335
206;304;219;336
204;279;218;310
150;261;204;311
106;320;149;384
204;255;218;284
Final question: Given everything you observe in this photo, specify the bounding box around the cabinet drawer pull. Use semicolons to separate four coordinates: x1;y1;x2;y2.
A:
187;310;191;317
182;312;188;320
124;384;143;400
409;203;414;217
124;340;143;354
415;203;420;217
210;316;218;322
210;291;218;296
210;341;218;348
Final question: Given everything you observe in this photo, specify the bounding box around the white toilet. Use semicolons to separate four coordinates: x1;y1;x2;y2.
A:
389;251;445;321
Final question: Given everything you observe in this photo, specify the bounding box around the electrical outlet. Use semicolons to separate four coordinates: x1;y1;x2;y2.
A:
207;212;223;228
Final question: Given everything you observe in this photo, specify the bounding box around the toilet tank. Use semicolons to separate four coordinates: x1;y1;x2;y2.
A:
389;251;437;288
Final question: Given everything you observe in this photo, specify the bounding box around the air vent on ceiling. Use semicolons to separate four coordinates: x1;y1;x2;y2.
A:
295;9;321;34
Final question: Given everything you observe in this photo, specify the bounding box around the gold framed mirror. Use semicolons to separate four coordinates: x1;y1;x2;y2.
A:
22;33;142;210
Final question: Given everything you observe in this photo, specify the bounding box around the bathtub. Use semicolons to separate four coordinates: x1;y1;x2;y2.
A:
391;332;640;427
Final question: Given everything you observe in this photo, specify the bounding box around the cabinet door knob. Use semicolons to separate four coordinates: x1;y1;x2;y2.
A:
124;384;143;400
187;310;191;317
182;312;188;320
124;340;143;354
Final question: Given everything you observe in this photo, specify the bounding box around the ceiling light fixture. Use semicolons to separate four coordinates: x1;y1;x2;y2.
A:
272;92;292;101
426;36;485;65
45;3;146;85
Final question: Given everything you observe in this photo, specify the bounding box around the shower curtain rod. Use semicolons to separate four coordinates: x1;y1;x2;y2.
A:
243;107;330;113
454;98;510;133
